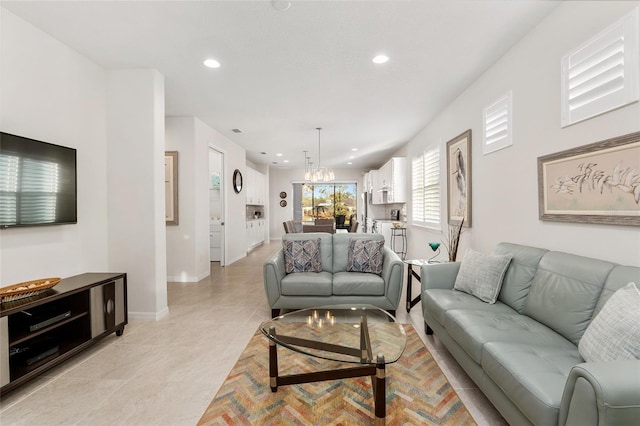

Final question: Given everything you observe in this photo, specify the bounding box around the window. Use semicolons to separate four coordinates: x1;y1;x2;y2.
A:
561;8;639;127
483;90;513;155
412;147;440;229
294;183;357;225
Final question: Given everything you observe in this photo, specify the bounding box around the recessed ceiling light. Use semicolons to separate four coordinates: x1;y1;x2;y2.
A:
203;58;221;69
232;128;242;133
260;152;267;155
271;0;291;11
276;153;283;157
351;148;358;151
349;156;355;159
284;160;289;163
372;54;389;64
347;162;353;165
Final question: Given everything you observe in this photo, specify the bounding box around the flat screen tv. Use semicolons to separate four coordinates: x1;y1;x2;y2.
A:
0;132;77;229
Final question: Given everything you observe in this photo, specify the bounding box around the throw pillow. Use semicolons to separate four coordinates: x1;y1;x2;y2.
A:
283;239;322;274
578;282;640;362
347;239;384;275
453;248;513;304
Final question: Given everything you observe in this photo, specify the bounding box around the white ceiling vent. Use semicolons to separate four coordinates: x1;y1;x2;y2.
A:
561;8;639;127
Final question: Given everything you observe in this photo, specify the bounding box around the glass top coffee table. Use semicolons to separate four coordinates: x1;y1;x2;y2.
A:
260;305;406;425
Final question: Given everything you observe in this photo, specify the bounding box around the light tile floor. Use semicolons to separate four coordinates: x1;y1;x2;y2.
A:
0;241;507;425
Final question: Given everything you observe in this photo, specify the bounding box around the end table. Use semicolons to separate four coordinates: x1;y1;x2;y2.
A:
404;259;430;312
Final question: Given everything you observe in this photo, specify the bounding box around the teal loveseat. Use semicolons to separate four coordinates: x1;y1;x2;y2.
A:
263;232;404;318
421;242;640;426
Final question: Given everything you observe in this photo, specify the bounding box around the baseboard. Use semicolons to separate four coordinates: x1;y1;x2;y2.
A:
167;271;210;283
128;306;169;321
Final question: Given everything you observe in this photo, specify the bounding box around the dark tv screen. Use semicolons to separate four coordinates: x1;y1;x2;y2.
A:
0;132;77;228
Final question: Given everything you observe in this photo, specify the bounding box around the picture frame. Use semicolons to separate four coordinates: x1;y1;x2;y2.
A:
538;131;640;226
165;151;179;225
446;130;472;227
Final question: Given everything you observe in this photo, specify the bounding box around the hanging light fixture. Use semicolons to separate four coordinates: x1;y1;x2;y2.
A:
305;127;334;182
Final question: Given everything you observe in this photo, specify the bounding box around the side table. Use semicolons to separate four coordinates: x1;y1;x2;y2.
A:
390;228;407;260
404;259;431;312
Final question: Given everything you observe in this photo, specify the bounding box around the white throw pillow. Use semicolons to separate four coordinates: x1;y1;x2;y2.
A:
578;282;640;362
453;248;513;304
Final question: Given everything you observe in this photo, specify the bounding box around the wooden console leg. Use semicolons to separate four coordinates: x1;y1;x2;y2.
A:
268;326;278;392
374;354;386;425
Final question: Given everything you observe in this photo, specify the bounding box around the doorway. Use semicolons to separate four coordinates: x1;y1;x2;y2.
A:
209;147;225;265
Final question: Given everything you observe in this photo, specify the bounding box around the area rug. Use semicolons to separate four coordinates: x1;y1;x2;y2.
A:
197;324;476;425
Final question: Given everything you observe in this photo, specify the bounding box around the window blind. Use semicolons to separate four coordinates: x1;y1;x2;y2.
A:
412;147;440;228
561;9;639;127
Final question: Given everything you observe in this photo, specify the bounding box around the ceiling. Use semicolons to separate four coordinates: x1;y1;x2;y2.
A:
2;0;559;171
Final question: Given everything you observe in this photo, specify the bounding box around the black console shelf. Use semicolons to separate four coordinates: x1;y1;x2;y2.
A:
1;273;127;395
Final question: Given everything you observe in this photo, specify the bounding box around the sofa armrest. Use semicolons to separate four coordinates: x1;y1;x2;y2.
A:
420;262;461;293
559;361;640;426
263;249;286;307
381;247;404;309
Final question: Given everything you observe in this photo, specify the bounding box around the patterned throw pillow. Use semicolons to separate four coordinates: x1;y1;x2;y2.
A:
578;282;640;362
453;248;513;304
347;239;384;275
283;239;322;274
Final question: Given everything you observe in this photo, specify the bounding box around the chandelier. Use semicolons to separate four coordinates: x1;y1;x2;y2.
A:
304;127;334;182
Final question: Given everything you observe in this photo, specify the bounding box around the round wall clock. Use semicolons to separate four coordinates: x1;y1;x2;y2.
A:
280;200;287;207
279;191;287;199
232;169;243;194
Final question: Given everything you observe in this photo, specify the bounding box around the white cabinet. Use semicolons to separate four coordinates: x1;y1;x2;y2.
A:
371;157;406;204
210;222;221;261
386;157;407;203
246;219;265;251
246;168;265;205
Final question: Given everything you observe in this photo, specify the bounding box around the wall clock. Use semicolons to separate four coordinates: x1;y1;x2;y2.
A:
233;169;243;194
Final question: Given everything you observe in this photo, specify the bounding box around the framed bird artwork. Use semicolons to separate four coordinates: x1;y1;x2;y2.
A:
447;130;472;227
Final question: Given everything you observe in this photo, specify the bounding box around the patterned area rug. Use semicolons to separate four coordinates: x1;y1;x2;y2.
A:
198;324;475;425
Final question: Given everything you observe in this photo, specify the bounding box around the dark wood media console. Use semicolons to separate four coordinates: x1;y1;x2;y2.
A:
0;273;127;395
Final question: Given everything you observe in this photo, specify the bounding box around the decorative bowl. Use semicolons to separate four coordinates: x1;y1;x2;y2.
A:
392;221;403;228
0;278;61;302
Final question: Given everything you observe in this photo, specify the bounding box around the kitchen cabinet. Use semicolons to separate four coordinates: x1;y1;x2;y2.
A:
372;157;406;204
246;168;266;205
246;219;265;251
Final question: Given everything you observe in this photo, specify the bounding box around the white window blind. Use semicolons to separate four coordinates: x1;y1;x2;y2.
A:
561;8;639;127
412;147;440;228
483;91;512;155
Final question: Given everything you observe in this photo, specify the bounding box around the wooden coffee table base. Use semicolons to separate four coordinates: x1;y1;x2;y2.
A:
268;325;387;425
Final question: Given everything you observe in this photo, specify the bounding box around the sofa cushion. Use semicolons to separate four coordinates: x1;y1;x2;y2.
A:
453;249;512;304
579;282;640;362
481;341;582;426
280;271;333;296
493;243;548;312
283;238;322;273
333;271;385;296
522;251;615;346
423;289;515;326
595;265;640;316
282;232;334;273
332;233;385;273
347;238;384;275
444;309;576;364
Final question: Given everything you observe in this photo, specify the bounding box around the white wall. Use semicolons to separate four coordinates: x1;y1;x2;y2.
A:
268;168;365;239
406;1;640;266
107;69;168;319
165;117;210;282
0;8;109;284
196;120;247;265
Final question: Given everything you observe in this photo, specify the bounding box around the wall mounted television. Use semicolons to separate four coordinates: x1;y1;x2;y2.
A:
0;132;77;229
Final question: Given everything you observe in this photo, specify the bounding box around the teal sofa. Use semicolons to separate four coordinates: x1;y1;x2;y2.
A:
263;232;404;318
421;242;640;426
